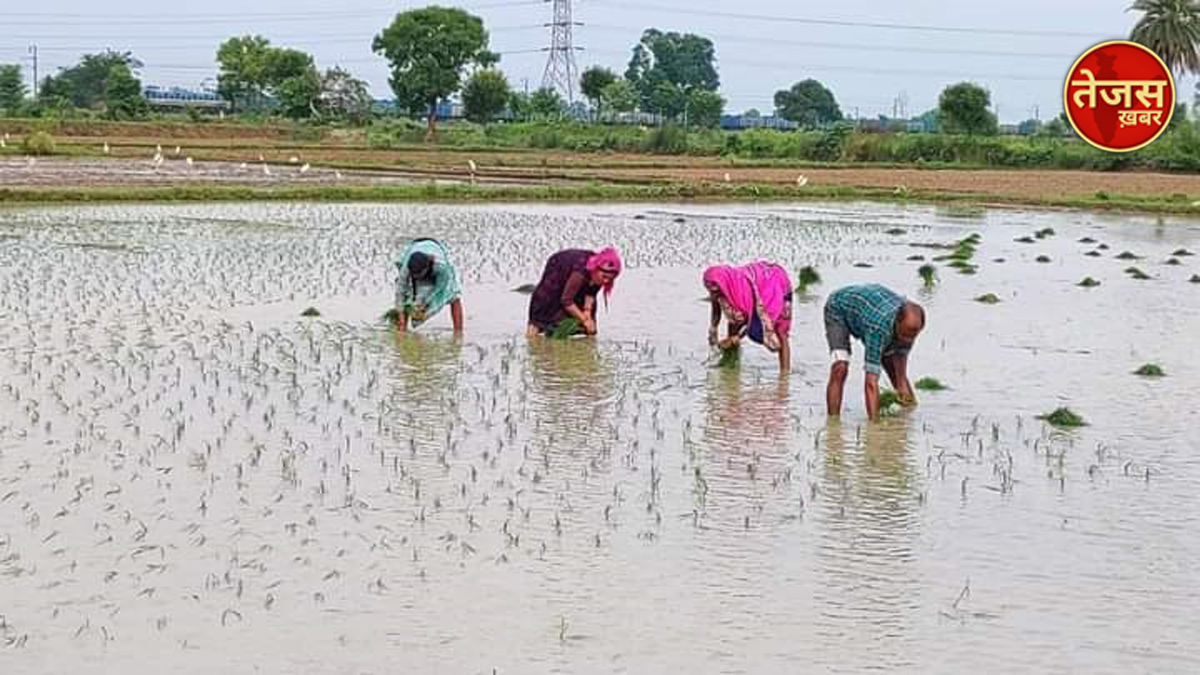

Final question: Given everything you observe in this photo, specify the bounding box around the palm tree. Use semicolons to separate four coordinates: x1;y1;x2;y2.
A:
1129;0;1200;75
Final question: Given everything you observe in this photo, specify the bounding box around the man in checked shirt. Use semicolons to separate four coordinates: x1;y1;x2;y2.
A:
824;284;926;421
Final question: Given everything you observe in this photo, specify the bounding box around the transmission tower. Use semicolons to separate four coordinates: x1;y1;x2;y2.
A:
542;0;580;103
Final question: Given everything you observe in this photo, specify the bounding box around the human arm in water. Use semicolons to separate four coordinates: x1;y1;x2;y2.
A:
883;352;916;406
560;271;597;334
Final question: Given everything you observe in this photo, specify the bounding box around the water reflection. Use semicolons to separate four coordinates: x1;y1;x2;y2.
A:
524;337;616;449
382;331;464;444
813;417;921;669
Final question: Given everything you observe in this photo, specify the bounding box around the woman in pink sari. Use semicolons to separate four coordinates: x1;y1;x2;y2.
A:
703;261;793;374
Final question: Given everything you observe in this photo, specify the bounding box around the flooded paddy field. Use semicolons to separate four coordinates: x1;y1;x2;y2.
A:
0;201;1198;673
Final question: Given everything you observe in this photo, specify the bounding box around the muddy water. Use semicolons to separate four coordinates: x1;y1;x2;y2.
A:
0;202;1198;674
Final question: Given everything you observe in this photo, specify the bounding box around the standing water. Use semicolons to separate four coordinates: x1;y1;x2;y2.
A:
0;202;1197;673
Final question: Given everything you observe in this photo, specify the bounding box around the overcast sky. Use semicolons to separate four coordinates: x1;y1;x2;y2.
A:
0;0;1185;122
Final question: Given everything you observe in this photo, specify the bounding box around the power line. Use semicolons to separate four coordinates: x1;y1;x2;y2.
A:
0;1;543;21
589;1;1107;38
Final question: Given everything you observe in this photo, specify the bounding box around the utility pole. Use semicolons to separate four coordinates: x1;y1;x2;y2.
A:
542;0;581;103
29;45;38;98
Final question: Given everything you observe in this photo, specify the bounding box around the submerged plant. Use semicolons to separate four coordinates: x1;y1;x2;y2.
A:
1116;251;1141;260
1191;274;1200;283
382;308;400;324
796;266;821;293
549;317;581;339
1034;227;1056;239
915;377;948;391
513;283;537;294
716;344;740;369
975;293;1001;304
1038;407;1087;428
1125;267;1151;280
1078;277;1101;288
1134;363;1166;377
1036;255;1052;263
918;264;937;286
300;307;321;317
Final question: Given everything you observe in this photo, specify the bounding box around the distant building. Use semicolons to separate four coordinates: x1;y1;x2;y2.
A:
143;85;229;111
719;114;798;131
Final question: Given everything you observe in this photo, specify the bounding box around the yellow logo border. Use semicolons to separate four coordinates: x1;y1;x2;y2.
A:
1063;39;1176;154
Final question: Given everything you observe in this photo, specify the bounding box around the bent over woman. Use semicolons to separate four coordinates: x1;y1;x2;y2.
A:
527;247;622;337
703;261;793;373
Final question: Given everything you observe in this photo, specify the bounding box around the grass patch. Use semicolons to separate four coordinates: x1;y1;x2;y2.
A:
549;317;581;339
1134;363;1166;377
918;264;937;286
795;265;821;293
1078;276;1101;287
1038;407;1087;428
21;131;57;156
975;293;1001;304
914;377;948;391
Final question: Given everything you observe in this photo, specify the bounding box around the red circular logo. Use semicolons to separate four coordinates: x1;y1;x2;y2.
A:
1064;40;1175;152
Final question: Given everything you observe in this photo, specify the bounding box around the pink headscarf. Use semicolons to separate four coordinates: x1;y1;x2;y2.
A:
586;247;622;307
703;261;793;336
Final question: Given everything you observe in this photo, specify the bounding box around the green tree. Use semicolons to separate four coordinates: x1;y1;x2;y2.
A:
1038;117;1069;137
686;89;725;128
41;51;141;109
600;79;637;114
462;69;510;123
508;91;533;121
373;6;496;138
648;81;687;118
274;66;321;119
625;29;719;111
529;87;565;118
103;63;149;120
0;64;26;111
774;79;843;127
938;82;999;135
1129;0;1200;75
216;36;273;111
317;67;374;124
580;66;616;113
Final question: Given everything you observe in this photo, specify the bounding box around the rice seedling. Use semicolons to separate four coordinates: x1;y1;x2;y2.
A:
795;266;821;294
548;317;581;339
1134;363;1166;377
1172;248;1194;256
512;283;537;294
1077;277;1101;288
918;264;937;286
1165;258;1181;266
300;307;321;317
914;377;948;391
1034;227;1056;239
885;228;906;236
382;308;401;324
947;260;974;269
1098;244;1110;250
716;345;740;369
1085;251;1102;257
975;293;1001;304
853;262;874;268
1125;267;1151;280
907;254;926;261
1191;274;1200;283
1036;255;1052;263
1078;237;1097;244
1116;251;1141;260
1038;407;1087;428
1015;236;1035;244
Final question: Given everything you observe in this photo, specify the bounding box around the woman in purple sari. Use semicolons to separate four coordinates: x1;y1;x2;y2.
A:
526;247;622;337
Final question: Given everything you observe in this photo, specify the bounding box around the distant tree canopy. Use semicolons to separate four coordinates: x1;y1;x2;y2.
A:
774;79;842;127
686;89;725;128
938;82;998;135
580;66;617;111
216;37;321;117
315;67;374;124
600;79;638;114
40;51;142;110
462;69;510;123
625;29;719;115
529;87;565;118
103;63;149;120
1129;0;1200;76
373;6;497;137
0;64;26;110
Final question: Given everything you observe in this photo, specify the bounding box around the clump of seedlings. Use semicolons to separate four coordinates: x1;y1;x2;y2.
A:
382;308;400;324
975;293;1001;304
918;264;937;286
1036;255;1052;263
1191;274;1200;283
1116;251;1141;260
1015;236;1035;244
1038;407;1087;428
549;317;582;339
915;377;948;391
1172;248;1194;257
716;344;741;369
513;283;537;294
795;266;821;294
1085;251;1102;257
1134;363;1166;377
1125;267;1151;280
1165;258;1182;266
878;389;903;415
1078;237;1097;244
885;228;906;236
907;254;926;261
1077;277;1101;288
1034;227;1056;239
853;262;874;268
300;307;321;317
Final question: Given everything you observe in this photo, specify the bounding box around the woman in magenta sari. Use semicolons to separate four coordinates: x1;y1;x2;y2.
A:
703;261;793;374
527;247;622;337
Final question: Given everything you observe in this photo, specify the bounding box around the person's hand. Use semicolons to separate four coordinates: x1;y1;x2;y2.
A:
718;335;740;350
708;325;719;347
898;391;918;407
582;318;597;335
411;304;427;323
